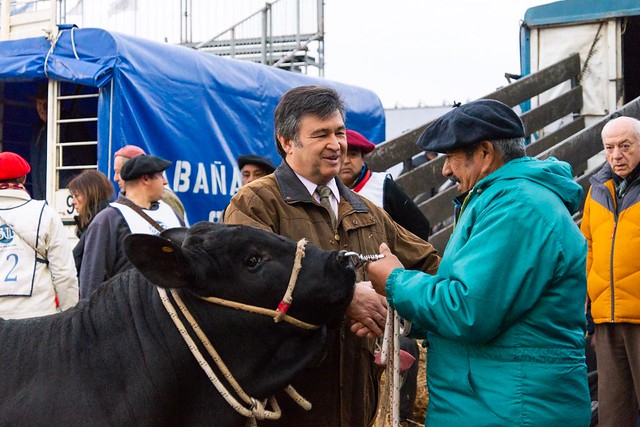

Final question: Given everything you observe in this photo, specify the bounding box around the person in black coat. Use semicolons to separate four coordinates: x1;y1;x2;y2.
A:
68;170;114;274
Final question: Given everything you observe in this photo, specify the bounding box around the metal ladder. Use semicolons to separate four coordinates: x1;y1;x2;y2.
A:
46;80;99;225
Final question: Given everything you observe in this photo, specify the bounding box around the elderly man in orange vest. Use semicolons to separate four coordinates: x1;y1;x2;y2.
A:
581;115;640;427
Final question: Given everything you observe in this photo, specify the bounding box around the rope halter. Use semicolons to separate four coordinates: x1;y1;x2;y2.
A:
157;238;313;424
198;238;313;329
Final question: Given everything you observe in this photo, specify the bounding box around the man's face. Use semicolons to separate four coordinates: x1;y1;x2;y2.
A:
442;145;488;193
113;156;128;191
339;148;365;187
36;99;47;123
279;111;347;185
241;164;269;186
147;172;167;202
603;118;640;179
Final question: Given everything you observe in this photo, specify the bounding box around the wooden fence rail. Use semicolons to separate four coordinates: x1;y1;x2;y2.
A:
425;95;640;253
360;53;640;254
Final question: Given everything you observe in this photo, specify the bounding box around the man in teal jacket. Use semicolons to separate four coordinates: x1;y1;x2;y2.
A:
366;99;591;426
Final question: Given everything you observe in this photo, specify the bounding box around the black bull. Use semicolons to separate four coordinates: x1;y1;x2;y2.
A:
0;223;355;426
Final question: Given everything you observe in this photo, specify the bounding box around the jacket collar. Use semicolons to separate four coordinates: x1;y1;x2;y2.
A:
591;162;640;186
275;161;369;212
0;188;32;201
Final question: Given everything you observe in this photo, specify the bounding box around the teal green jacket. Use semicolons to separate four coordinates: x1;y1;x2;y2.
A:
387;157;590;426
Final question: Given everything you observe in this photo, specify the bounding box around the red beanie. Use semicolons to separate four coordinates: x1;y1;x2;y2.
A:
0;152;31;180
346;129;376;154
114;145;146;159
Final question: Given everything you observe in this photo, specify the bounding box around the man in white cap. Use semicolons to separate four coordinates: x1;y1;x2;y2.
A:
0;152;78;319
79;155;184;299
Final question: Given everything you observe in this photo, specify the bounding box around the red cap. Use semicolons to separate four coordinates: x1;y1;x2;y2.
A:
346;129;376;154
0;152;31;180
114;145;146;159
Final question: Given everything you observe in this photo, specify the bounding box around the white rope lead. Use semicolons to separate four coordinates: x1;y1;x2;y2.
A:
156;239;319;426
158;287;271;420
274;238;307;322
154;238;313;425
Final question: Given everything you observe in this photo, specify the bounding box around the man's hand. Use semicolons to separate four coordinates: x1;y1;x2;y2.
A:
346;281;388;339
366;243;404;295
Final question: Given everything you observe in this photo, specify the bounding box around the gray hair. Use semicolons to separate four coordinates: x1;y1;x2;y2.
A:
274;86;345;158
491;137;526;162
601;115;640;141
462;137;526;162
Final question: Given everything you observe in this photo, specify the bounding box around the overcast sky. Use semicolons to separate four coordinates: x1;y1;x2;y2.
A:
323;0;552;108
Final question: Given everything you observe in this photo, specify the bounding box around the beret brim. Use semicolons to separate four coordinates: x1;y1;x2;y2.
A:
120;155;172;181
417;99;525;153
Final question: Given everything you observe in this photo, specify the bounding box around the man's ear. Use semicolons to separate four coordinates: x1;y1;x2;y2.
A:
478;141;494;157
479;141;502;172
278;135;293;155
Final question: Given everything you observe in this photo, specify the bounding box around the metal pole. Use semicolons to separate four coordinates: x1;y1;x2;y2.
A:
50;0;57;31
230;27;236;58
318;0;324;77
46;79;57;202
261;4;268;64
179;0;183;44
295;0;300;45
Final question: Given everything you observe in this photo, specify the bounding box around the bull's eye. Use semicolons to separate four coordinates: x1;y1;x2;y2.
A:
245;255;263;270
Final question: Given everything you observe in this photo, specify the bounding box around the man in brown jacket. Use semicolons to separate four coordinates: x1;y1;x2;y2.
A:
224;85;440;427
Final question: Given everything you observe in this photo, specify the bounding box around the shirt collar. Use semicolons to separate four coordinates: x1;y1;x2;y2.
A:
293;171;340;201
275;161;368;212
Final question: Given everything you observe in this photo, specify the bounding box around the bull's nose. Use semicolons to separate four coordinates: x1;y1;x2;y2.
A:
335;250;355;270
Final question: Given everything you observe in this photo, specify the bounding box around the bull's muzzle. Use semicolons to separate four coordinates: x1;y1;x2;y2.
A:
337;251;385;270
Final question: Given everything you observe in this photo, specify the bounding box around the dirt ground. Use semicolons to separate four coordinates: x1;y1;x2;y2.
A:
374;344;428;426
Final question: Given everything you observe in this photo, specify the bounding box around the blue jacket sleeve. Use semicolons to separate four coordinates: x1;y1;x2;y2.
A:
386;197;563;343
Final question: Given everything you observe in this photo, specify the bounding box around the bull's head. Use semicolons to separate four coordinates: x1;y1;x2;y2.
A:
124;222;355;325
123;222;355;398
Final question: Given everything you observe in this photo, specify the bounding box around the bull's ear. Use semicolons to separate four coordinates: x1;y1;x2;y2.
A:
160;227;188;246
124;234;190;288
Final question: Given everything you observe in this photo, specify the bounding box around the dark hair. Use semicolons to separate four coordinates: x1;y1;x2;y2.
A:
462;142;481;159
0;177;26;184
274;86;345;158
68;170;114;231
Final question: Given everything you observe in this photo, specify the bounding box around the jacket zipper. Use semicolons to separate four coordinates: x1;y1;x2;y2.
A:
610;210;617;323
608;177;638;322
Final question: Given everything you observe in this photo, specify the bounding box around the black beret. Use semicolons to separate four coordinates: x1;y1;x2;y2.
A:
416;99;525;153
237;155;276;174
120;155;172;181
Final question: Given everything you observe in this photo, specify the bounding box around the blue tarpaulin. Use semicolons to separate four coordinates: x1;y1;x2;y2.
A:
0;27;386;223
